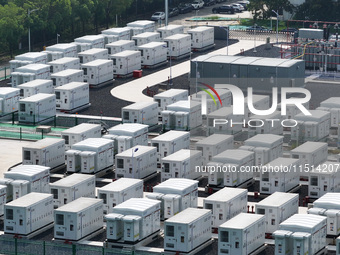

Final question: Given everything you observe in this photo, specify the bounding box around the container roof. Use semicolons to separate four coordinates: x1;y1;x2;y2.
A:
220;213;264;229
132;32;159;38
162;149;201;161
113;198;161;212
207;106;233;117
314;193;340;207
46;43;76;50
257;192;298;207
310;161;339;174
164;34;191;40
106;40;134;47
196;134;233;146
279;214;326;229
55;82;88;91
18;79;52;88
165;208;211;224
55;197;102;212
154;89;187;98
62;123;101;134
264;157;300;168
7;164;50;175
127;20;155;26
116;145;155;157
24;138;63;150
50;173;94;188
245;134;283;145
51;69;83;77
98;178;142;192
123;101;157;110
157;24;184;31
204;187;247;202
6;192;52;207
214;149;254;160
48;57;79;65
187;26;213;32
167;100;200;109
321;97;340;105
151;130;189;142
0;87;19;95
73;138;113;148
109;123;148;133
17;64;50;71
75;35;104;41
19;93;55;102
154;178;198;190
102;27;131;33
295;110;330;120
15;52;47;59
291;141;327;153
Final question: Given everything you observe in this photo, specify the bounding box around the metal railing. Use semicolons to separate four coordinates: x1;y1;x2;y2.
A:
0;66;10;81
229;29;291;42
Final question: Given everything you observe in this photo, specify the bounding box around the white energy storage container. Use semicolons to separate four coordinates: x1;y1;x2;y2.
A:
127;20;155;33
107;198;161;242
291;110;331;141
164;208;212;253
151;130;190;164
46;43;78;57
42;50;64;62
207;106;243;135
18;93;56;124
165;100;202;130
51;69;83;87
260;157;300;194
191;88;232;115
248;111;283;137
132;32;161;47
290;142;328;175
18;79;53;98
195;134;234;165
242;134;283;167
313;192;340;210
81;59;114;86
0;87;20;116
308;161;340;198
278;97;310;119
153;89;188;118
13;64;51;87
55;82;89;111
65;150;81;173
4;193;53;235
308;207;340;236
78;48;109;64
320;97;340;128
161;149;202;181
108;123;148;150
157;25;185;39
12;52;48;69
102;27;131;40
138;42;167;67
71;138;114;173
54;197;103;240
100;34;119;44
111;50;141;76
212;149;254;187
105;40;135;55
115;145;157;179
275;214;327;255
218;213;265;255
98;178;143;214
5;165;50;194
151;178;198;213
187;26;214;50
164;34;191;58
22;138;65;169
49;174;95;208
122;101;158;126
0;185;6;216
0;179;14;202
71;42;92;53
74;35;105;48
203;187;247;228
256;192;299;234
48;57;80;73
62;123;101;150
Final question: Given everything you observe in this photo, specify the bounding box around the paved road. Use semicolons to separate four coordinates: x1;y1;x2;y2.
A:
110;39;266;103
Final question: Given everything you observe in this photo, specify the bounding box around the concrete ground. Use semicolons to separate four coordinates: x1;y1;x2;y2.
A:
0;139;32;178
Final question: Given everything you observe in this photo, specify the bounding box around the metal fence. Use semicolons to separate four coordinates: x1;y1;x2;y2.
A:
229;29;291;42
0;235;162;255
0;66;10;81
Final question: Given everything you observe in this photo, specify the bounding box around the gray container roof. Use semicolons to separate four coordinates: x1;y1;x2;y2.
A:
6;192;52;207
219;213;264;229
204;187;247;202
196;134;233;146
256;192;298;207
24;138;63;150
151;130;189;142
162;149;201;161
55;197;102;213
50;173;94;188
291;141;327;153
98;178;142;192
165;208;211;224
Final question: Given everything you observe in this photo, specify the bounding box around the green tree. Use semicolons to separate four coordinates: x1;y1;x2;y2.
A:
0;2;25;57
294;0;337;22
248;0;294;21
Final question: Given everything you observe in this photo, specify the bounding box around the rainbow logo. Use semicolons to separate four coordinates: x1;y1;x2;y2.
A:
198;82;223;106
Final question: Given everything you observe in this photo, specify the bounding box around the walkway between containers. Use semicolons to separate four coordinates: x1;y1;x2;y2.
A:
110;40;267;103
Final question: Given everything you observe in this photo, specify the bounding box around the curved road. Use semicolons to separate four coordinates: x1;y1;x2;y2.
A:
110;40;266;103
